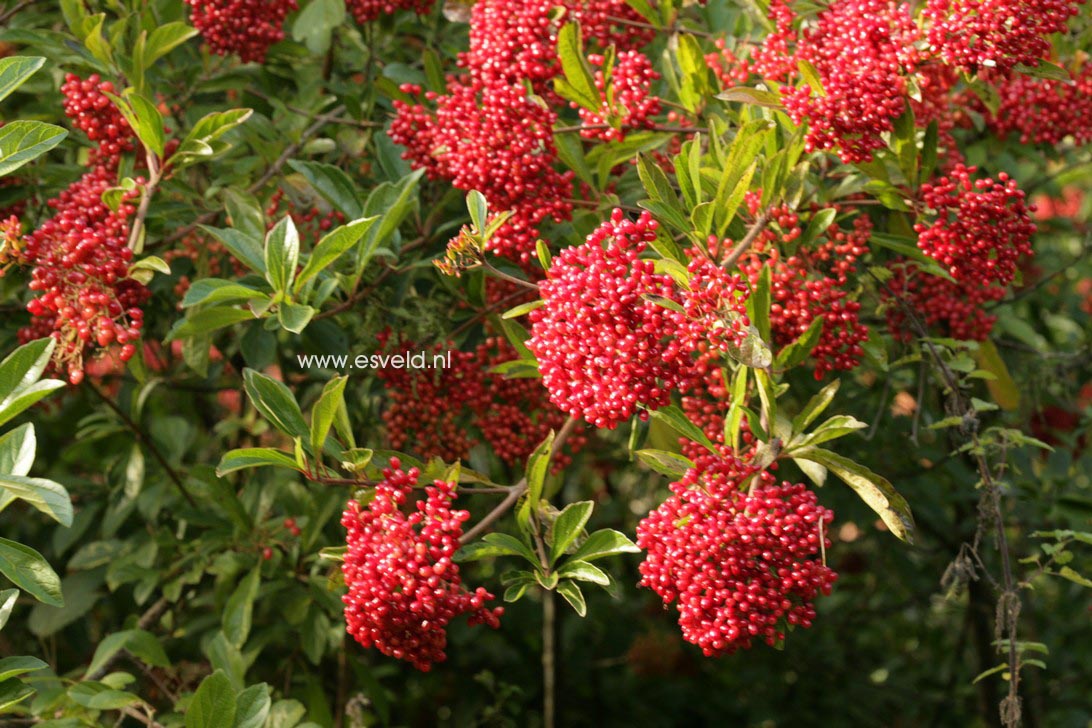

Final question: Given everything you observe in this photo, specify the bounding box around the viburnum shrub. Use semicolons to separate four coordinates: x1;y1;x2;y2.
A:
0;2;1089;727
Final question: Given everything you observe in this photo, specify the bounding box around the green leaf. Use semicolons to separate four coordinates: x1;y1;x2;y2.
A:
234;683;272;728
749;264;772;341
0;536;63;607
794;415;867;448
467;189;488;233
0;679;33;712
291;0;345;54
200;225;266;274
122;90;165;157
555;22;600;111
775;315;825;370
0;655;47;682
224;566;261;648
794;447;914;543
635;449;693;478
726;324;773;370
501;299;544;319
556;580;587;616
792;379;840;433
166;306;257;341
455;533;538;564
549;500;594;565
569;529;640;562
85;629;170;677
715;87;783;108
518;430;555;531
265;216;301;293
277;302;315;333
649;405;717;454
0;56;45;104
242;369;309;439
0;422;35;476
0;474;72;527
1013;60;1071;82
797;59;825;95
310;376;347;457
182;279;271;308
799;208;837;249
143;22;198;67
0;588;18;631
186;670;236;728
1057;566;1092;588
0;121;68;177
295;217;377;293
557;560;610;585
287;160;362;219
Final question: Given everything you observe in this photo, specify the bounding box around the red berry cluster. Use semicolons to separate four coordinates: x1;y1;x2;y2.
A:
341;461;502;671
884;261;1000;341
528;210;694;429
185;0;298;63
637;451;837;656
678;252;751;359
18;166;148;384
778;0;921;163
376;334;485;463
579;51;661;142
736;199;871;378
346;0;433;24
391;81;573;263
923;0;1084;75
471;336;587;471
375;323;584;468
974;66;1092;146
915;164;1035;290
60;74;134;160
265;189;346;235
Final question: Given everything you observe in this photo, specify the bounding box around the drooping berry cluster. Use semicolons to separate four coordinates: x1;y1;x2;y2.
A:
346;0;433;24
185;0;298;63
528;210;693;429
637;451;837;656
923;0;1084;75
579;51;661;142
915;164;1035;290
341;461;502;671
778;0;922;163
18;166;147;384
60;74;134;159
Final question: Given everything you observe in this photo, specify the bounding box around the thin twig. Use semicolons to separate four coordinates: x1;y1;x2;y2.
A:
247;89;383;129
460;416;581;544
87;384;197;508
604;14;715;39
722;209;772;270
